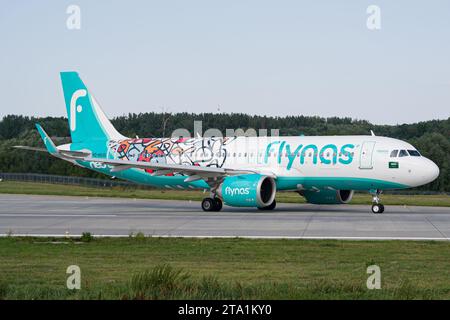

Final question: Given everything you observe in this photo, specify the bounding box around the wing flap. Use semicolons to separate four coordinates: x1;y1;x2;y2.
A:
85;156;256;177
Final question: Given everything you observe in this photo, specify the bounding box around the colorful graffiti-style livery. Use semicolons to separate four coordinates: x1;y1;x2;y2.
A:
108;137;236;174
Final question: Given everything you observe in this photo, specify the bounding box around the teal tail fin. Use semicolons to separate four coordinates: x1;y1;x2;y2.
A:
60;72;125;144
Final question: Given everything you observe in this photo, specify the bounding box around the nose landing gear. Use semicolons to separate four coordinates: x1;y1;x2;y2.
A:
370;189;384;214
371;203;384;214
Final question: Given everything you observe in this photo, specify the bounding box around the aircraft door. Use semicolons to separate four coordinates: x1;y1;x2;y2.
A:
359;141;376;169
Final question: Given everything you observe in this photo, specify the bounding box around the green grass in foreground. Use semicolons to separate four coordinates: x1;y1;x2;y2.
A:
0;237;449;299
0;181;449;206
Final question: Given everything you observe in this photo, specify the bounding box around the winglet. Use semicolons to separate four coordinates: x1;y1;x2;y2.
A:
35;124;58;155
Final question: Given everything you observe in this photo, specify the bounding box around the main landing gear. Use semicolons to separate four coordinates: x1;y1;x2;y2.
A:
371;189;384;214
201;197;223;212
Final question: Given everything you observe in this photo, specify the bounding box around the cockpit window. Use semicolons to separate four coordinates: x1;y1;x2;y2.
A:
408;150;421;156
399;150;408;157
390;150;398;157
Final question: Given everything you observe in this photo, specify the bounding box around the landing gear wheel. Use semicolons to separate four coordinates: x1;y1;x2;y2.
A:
371;204;384;214
202;197;223;212
258;199;276;211
201;198;215;212
370;189;385;214
213;198;223;211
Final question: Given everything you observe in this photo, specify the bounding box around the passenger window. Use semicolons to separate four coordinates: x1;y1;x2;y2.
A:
408;150;421;157
399;150;408;157
390;150;398;157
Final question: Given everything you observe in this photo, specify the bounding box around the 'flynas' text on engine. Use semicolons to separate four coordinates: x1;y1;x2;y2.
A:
225;187;251;196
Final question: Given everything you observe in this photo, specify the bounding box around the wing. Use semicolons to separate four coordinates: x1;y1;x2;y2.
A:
18;124;276;186
84;156;262;183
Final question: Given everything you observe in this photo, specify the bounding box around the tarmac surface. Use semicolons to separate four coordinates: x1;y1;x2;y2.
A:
0;194;449;240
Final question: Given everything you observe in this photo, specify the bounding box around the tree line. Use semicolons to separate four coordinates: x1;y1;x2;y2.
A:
0;113;449;191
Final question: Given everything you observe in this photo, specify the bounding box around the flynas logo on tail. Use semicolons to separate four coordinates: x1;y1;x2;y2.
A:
69;89;87;131
265;140;355;169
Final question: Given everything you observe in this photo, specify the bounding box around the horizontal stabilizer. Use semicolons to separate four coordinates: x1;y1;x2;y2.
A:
13;146;48;152
14;145;91;159
14;124;92;160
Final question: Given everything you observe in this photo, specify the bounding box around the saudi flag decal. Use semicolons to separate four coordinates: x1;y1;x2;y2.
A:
389;162;399;169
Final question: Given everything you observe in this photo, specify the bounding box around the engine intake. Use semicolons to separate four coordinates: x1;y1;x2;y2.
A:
218;174;276;208
300;189;354;204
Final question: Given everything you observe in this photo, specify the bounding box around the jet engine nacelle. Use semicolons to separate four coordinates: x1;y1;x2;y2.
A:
218;174;276;208
300;189;354;204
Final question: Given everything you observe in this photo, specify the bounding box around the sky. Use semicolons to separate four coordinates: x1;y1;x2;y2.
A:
0;1;449;125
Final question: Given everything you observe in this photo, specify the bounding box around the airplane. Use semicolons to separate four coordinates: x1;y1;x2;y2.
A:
15;72;440;214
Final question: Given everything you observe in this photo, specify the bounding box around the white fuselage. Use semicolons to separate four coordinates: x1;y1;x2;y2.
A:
216;135;438;188
101;134;439;191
